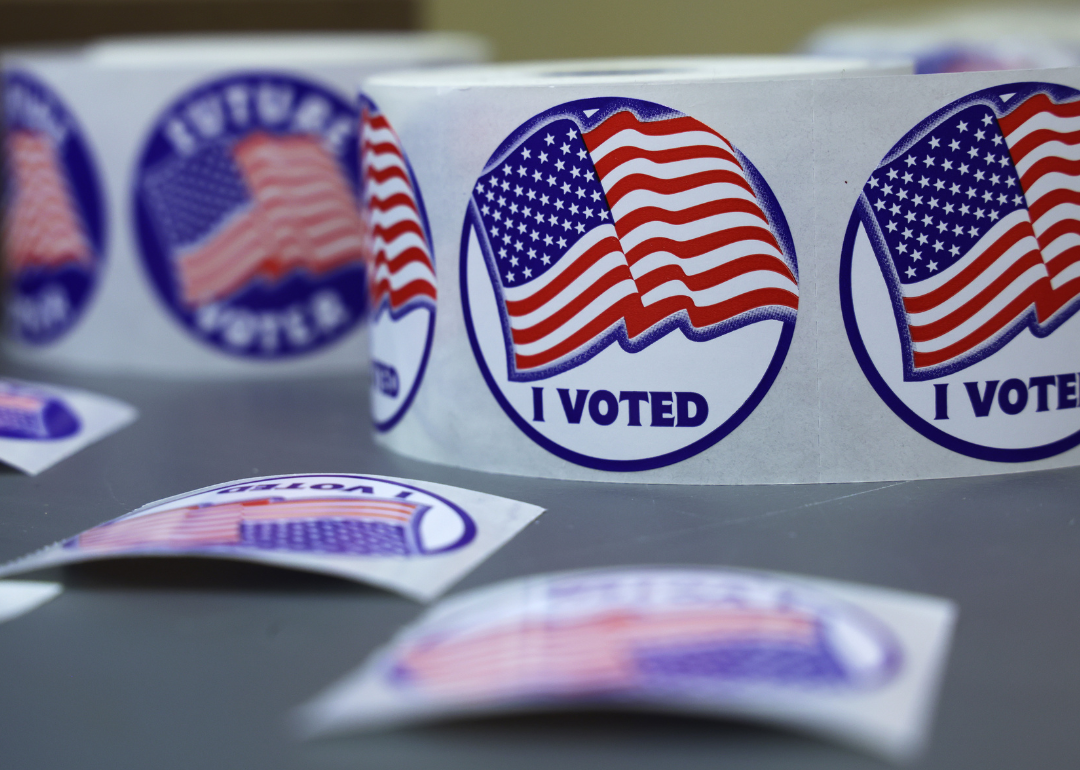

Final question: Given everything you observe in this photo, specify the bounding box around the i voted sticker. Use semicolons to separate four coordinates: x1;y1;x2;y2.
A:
65;474;476;557
461;97;799;471
3;70;107;346
0;380;80;440
842;82;1080;461
133;73;367;359
361;96;437;432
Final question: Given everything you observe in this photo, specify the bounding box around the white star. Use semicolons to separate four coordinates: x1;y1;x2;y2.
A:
960;203;970;215
869;176;880;188
540;193;550;205
522;148;531;160
933;240;944;252
560;142;571;154
575;222;585;233
924;155;935;167
912;248;923;260
523;267;533;278
989;210;1000;220
897;242;908;253
510;255;519;266
903;172;914;183
874;199;886;211
575;187;585;198
969;225;980;237
542;254;551;265
557;236;567;248
554;199;564;210
950;183;961;194
543;234;553;246
509;202;519;214
555;159;565;172
518;166;527;177
959;163;970;174
942;159;953;171
527;188;537;200
998;193;1008;204
532;171;542;182
599;209;610;220
590;190;601;201
913;194;924;206
957;121;968;132
966;187;977;198
975;128;986;141
570;166;581;178
898;188;909;200
886;221;898;232
584;208;594;218
882;184;894;196
918;175;929;187
922;214;933;226
953;224;964;236
975;208;985;219
983;190;993;202
993;134;1004;145
906;266;917;278
905;155;917;167
547;175;556;185
928;259;940;271
567;127;576;140
984;151;996;164
982;113;993;125
916;233;928;246
888;168;899;180
539;151;548;163
1014;194;1024;204
569;203;579;215
935;177;947;189
928;198;940;209
905;211;916;222
577;147;587;160
544;134;554;145
949;139;961;151
937;220;948;232
890;203;901;215
968;146;980;158
975;170;985;181
560;182;571;194
930;137;941;148
902;227;913;239
949;245;960;257
506;271;515;282
944;203;954;214
498;247;507;258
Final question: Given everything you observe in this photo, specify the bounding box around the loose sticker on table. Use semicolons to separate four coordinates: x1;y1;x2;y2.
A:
295;567;956;762
2;70;107;346
132;73;367;359
461;97;799;472
0;473;543;601
361;97;437;431
842;82;1080;462
0;377;136;475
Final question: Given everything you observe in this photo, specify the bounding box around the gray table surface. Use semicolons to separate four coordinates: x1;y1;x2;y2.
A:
0;362;1077;770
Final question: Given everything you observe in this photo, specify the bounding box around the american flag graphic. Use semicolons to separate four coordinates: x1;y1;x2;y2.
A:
3;130;91;274
392;606;844;698
471;102;799;380
360;102;437;315
142;132;366;308
861;88;1080;379
74;496;425;556
0;388;50;438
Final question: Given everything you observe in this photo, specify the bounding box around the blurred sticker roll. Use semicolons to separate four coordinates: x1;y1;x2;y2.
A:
1;33;487;377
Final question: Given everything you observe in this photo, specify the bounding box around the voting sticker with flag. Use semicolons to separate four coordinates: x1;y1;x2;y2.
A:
133;73;368;359
461;97;799;471
2;71;106;346
361;96;438;432
843;81;1080;462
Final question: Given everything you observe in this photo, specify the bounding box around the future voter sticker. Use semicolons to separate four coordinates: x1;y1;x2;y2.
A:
461;97;799;471
0;380;80;440
2;70;107;346
63;474;477;557
361;96;437;432
385;568;901;699
842;82;1080;462
132;73;367;359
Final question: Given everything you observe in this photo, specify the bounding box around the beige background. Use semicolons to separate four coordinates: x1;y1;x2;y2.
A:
422;0;1021;60
0;0;1067;58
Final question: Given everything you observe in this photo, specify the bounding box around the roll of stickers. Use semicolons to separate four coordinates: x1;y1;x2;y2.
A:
2;33;487;377
804;7;1080;74
362;57;1080;483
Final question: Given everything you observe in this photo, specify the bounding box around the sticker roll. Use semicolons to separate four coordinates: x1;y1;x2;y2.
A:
363;58;1080;484
2;33;488;377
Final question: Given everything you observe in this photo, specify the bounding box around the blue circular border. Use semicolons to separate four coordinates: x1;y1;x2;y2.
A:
131;70;366;361
362;94;439;434
839;80;1080;463
4;70;108;346
460;97;798;473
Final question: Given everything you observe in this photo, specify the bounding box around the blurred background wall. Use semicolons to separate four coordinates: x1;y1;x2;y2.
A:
0;0;1056;55
424;0;982;60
